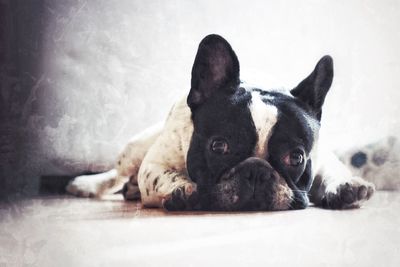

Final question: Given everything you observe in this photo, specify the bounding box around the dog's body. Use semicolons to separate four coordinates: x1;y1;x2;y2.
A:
67;34;376;211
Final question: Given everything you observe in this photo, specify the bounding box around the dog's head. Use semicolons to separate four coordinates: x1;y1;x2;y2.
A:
186;34;333;210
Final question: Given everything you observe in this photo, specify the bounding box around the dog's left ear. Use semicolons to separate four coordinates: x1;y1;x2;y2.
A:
188;34;240;110
291;55;333;120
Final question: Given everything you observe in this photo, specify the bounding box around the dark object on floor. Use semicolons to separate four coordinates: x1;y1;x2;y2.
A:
39;173;97;195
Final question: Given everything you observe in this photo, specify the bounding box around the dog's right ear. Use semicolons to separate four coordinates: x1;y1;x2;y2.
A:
187;34;240;110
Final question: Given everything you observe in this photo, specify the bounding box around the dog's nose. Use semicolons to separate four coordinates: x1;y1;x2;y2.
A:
220;157;274;182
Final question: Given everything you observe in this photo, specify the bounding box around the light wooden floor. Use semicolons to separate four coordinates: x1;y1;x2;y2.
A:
1;192;399;267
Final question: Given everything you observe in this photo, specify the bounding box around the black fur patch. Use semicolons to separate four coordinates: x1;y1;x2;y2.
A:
171;174;178;183
186;89;257;209
153;177;159;189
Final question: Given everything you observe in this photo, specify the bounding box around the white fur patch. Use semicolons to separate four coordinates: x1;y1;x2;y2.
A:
66;169;119;197
250;91;278;158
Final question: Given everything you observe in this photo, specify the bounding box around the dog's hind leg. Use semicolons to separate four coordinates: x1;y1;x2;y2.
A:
66;169;120;198
66;122;164;199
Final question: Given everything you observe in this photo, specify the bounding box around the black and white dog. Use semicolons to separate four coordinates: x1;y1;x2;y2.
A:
67;34;375;211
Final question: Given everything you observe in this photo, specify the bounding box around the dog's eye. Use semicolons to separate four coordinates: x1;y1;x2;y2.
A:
283;150;304;167
211;139;229;154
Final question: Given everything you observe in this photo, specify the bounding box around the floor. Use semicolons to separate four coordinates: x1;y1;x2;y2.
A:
1;192;399;267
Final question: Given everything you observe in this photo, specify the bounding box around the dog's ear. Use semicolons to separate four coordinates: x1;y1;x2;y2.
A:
291;55;333;120
187;34;240;110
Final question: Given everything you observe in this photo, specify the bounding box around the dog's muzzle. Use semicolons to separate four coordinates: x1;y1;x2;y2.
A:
211;157;294;211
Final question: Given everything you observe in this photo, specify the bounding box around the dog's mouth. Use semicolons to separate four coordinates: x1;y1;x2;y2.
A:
211;157;293;211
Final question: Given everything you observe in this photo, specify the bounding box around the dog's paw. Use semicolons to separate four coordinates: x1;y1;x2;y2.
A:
66;175;99;198
162;183;199;211
321;177;375;209
122;182;141;201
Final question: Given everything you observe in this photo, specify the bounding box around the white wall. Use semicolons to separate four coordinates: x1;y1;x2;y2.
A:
30;0;400;174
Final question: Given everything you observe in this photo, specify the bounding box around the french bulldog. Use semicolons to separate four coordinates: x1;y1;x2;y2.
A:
66;34;375;211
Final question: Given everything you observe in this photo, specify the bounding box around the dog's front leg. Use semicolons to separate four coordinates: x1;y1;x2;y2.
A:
309;149;375;209
137;163;198;211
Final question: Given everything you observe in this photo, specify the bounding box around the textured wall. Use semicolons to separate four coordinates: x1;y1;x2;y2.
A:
1;0;400;199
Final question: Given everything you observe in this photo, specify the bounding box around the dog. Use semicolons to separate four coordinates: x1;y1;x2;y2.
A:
66;34;375;211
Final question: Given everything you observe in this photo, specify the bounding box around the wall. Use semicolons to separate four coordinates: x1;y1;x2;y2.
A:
1;0;400;199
